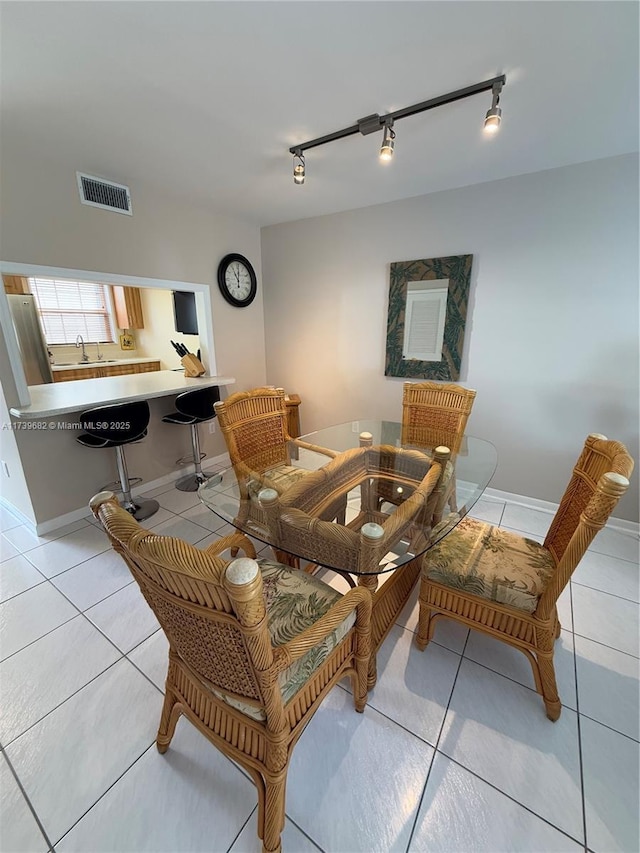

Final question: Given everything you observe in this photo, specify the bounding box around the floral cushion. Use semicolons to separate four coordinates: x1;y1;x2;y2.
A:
247;465;308;499
423;517;556;613
210;559;355;721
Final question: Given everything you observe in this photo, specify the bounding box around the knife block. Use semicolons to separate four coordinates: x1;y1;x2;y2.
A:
181;354;206;377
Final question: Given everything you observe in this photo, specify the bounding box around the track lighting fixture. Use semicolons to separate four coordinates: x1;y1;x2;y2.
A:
292;149;305;184
379;121;395;162
290;74;505;183
483;80;503;133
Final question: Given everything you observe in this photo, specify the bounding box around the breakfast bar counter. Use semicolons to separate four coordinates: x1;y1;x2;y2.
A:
10;371;235;419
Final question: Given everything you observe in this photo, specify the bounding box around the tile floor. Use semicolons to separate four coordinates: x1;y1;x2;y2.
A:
1;489;638;853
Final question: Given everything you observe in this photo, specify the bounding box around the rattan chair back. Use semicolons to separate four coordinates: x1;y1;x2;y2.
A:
214;387;292;475
94;495;271;711
536;434;634;619
401;381;477;453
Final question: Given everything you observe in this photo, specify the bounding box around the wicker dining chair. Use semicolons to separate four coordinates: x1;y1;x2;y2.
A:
401;381;477;454
91;491;372;853
377;382;477;544
214;387;339;546
416;434;634;720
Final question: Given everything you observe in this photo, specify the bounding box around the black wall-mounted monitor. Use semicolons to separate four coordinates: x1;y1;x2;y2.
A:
173;291;198;335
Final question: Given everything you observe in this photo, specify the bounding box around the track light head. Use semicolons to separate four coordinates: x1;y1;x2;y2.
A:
484;106;502;133
293;149;305;185
484;81;503;133
379;122;395;162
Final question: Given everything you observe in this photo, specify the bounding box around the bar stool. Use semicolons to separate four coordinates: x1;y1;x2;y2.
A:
162;386;221;492
76;401;159;522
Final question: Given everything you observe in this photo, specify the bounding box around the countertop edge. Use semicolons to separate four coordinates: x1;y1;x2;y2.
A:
9;372;236;419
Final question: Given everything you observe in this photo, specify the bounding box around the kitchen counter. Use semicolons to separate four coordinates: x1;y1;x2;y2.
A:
10;371;235;419
50;357;161;372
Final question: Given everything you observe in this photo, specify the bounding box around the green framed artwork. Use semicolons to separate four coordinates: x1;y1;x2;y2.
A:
385;254;472;380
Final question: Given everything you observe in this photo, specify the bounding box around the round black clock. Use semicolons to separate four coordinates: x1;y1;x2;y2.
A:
217;253;257;307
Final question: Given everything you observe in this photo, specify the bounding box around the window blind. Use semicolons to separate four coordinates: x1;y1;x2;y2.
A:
29;278;115;344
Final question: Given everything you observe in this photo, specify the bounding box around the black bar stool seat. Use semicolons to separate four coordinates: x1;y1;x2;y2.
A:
162;386;221;492
76;401;159;521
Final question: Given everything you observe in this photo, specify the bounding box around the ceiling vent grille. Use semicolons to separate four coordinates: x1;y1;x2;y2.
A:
76;172;132;215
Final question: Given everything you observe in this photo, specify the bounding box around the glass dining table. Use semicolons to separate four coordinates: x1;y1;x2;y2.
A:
199;419;497;685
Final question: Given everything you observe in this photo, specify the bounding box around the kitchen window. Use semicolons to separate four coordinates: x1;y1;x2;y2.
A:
29;277;116;344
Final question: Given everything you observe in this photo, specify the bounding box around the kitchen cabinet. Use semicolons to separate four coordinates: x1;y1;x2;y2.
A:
112;286;144;329
53;360;161;383
3;275;30;294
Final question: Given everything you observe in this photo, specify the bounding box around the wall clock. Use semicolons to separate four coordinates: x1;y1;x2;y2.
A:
217;253;257;307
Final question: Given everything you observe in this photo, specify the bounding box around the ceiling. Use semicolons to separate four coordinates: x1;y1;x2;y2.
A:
1;1;638;227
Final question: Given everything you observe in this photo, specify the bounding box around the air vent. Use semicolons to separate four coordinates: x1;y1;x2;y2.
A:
76;172;132;215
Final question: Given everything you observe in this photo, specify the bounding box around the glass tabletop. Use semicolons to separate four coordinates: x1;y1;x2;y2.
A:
199;419;497;575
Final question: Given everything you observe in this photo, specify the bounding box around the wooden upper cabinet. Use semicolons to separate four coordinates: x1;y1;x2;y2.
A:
112;285;144;329
3;275;30;294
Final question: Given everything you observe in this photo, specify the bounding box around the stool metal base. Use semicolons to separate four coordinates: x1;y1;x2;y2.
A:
122;497;160;522
175;471;222;493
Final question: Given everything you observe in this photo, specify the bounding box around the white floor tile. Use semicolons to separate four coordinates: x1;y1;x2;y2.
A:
572;548;639;603
145;515;213;545
0;554;46;602
557;585;573;632
0;615;121;744
51;549;133;610
139;482;178;499
142;506;180;529
5;659;160;845
0;505;22;533
500;504;554;538
464;628;577;712
286;687;434;852
128;629;169;691
0;582;77;661
86;583;160;653
467;497;505;525
56;720;256;853
575;635;639;741
572;584;639;657
156;489;201;514
395;588;470;654
409;751;582;852
180;502;229;532
0;534;19;563
364;624;460;745
229;810;321;853
0;755;49;853
439;659;583;842
581;716;640;853
24;524;110;578
1;519;89;553
588;527;639;564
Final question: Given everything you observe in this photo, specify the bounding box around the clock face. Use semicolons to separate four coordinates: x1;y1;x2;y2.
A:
225;261;252;302
217;253;257;307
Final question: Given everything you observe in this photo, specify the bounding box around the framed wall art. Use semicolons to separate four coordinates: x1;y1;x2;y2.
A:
385;254;472;380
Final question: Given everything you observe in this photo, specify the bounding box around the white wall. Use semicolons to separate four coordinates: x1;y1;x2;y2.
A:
261;155;639;522
136;287;199;370
0;142;267;525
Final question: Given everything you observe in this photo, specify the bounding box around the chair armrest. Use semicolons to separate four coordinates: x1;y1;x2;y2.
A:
271;585;372;672
203;532;257;559
291;437;338;459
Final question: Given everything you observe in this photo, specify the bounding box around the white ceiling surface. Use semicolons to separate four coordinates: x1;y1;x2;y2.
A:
1;1;638;227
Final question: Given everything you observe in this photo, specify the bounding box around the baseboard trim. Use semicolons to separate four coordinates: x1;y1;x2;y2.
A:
29;452;230;535
3;458;637;539
0;495;36;529
483;487;639;537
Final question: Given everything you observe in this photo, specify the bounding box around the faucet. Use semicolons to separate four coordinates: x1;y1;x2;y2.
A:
75;335;89;362
95;340;104;361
